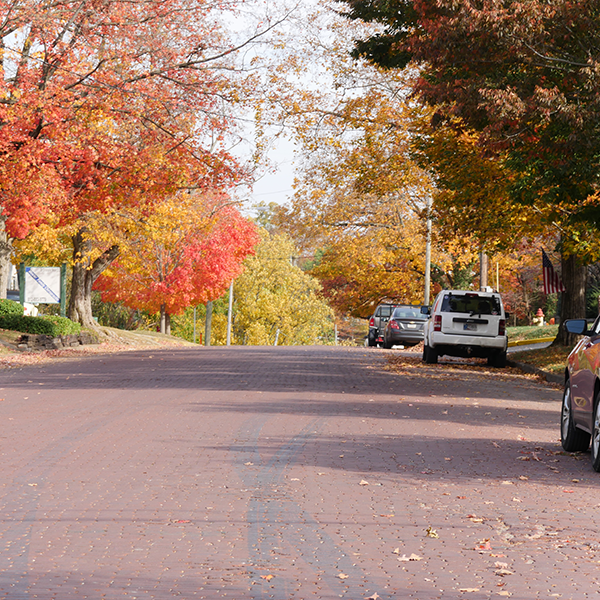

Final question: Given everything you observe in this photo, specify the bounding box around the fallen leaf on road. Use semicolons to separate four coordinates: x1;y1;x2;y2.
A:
379;514;395;518
494;562;509;569
260;575;274;581
563;490;575;493
467;515;484;523
495;569;514;576
425;526;439;538
338;573;349;580
365;594;380;600
492;442;501;448
174;520;191;523
459;588;480;593
497;592;512;596
244;462;254;466
519;476;529;480
512;498;522;503
476;541;492;551
359;480;369;486
397;553;423;562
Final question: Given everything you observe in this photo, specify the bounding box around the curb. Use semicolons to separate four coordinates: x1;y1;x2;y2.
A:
507;359;564;385
507;336;556;347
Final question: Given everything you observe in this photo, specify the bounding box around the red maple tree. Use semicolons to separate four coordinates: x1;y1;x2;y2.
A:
94;192;259;332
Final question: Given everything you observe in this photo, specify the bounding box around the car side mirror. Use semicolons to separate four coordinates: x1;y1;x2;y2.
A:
564;319;589;336
421;305;430;316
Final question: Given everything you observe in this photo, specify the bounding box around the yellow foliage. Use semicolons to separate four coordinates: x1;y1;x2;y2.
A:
233;230;334;345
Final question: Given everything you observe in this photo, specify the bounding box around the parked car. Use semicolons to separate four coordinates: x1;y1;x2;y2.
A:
367;303;398;347
382;305;427;349
561;318;600;470
422;289;508;367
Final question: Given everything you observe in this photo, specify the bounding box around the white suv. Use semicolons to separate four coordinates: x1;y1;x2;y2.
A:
422;289;508;368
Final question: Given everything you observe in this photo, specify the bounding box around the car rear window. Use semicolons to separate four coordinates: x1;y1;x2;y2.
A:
392;307;427;320
440;294;501;315
379;305;395;317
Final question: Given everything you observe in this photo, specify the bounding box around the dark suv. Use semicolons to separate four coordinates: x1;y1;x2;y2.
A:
367;303;397;347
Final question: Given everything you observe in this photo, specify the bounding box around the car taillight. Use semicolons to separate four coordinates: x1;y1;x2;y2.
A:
389;320;400;330
434;315;442;332
498;319;506;336
369;317;375;327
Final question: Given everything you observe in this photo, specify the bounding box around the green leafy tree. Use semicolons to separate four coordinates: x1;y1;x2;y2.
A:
232;231;334;345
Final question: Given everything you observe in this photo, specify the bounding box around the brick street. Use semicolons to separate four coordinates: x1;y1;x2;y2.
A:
0;345;597;599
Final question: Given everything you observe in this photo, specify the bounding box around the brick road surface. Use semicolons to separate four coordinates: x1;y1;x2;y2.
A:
0;345;598;600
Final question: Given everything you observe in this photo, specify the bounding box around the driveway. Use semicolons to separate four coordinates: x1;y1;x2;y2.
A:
0;345;596;599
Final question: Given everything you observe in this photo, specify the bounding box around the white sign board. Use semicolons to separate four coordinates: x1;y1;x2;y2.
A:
25;267;61;304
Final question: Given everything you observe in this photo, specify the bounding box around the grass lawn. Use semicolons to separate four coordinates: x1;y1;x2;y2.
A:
507;324;558;343
507;324;568;375
510;344;570;375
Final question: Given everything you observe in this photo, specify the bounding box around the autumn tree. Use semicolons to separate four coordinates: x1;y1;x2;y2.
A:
93;192;258;334
232;230;334;345
341;0;600;342
0;0;290;325
272;26;444;314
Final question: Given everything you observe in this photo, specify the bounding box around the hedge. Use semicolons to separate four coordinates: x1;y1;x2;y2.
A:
0;314;81;336
0;299;24;317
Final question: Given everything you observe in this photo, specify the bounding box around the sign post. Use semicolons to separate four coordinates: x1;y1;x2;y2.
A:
18;264;65;310
60;264;67;317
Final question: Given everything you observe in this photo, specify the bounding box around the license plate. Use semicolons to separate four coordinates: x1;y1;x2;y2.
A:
406;323;417;329
464;323;477;331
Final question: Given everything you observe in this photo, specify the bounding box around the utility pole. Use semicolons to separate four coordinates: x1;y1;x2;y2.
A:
193;306;197;344
424;195;432;305
204;301;213;346
480;251;489;290
226;281;233;346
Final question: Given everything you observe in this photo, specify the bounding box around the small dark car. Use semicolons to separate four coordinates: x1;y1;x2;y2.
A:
382;305;427;349
561;317;600;470
367;303;397;347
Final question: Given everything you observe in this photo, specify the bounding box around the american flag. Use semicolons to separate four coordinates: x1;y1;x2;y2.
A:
542;249;565;294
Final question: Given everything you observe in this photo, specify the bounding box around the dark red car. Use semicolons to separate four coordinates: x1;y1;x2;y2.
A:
561;318;600;470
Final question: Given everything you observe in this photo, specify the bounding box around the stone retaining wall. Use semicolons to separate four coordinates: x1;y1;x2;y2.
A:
17;331;98;351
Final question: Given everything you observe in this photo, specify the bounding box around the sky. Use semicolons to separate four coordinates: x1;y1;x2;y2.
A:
247;136;297;208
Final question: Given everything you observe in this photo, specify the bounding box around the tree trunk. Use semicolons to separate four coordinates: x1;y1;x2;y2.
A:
160;304;166;334
553;252;587;347
68;228;120;328
0;212;13;300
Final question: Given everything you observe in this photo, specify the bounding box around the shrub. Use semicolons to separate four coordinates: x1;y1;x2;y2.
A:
0;299;24;316
0;314;81;336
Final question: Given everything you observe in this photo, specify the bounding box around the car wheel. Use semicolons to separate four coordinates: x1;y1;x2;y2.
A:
592;394;600;472
488;350;507;368
367;332;377;347
424;344;438;364
561;380;591;453
383;338;393;349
